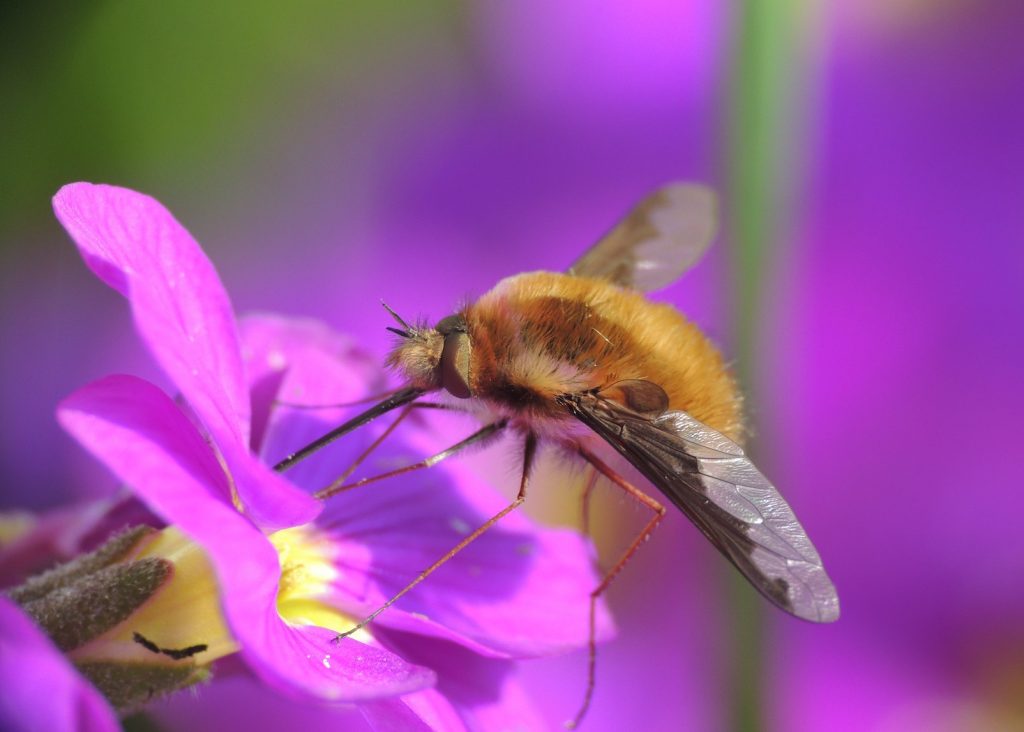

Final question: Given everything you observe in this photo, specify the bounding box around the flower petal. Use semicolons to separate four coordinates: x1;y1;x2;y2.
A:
253;331;615;657
279;417;613;656
237;313;383;458
147;673;371;730
58;374;433;701
381;632;548;732
58;376;236;511
256;624;437;703
52;183;319;530
52;183;250;450
227;440;323;531
0;596;119;732
360;689;464;732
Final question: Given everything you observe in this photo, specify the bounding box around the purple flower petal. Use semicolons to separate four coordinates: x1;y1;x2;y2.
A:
237;313;384;458
52;183;250;452
360;689;463;732
225;439;323;531
0;596;119;732
52;183;319;530
244;320;616;658
323;479;615;659
260;625;436;703
261;371;614;657
58;374;434;702
147;673;370;731
350;435;616;657
381;632;548;731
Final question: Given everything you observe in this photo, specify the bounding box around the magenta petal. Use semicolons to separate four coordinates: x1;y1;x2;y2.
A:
221;439;322;531
58;375;236;512
360;688;465;732
53;183;251;449
238;313;381;407
0;596;119;732
311;436;615;657
237;313;383;459
51;184;319;529
253;347;614;656
381;633;547;732
245;333;389;499
259;625;436;702
260;390;612;657
58;375;432;701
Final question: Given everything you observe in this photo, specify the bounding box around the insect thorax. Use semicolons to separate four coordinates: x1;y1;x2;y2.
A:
464;271;745;441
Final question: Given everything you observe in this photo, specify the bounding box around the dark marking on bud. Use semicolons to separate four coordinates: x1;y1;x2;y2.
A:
132;632;161;655
133;631;209;660
20;557;172;652
163;643;208;660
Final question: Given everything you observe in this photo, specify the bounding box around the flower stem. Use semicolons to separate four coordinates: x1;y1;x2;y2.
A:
725;2;815;730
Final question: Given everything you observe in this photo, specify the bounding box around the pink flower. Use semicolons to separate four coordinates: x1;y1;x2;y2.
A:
48;182;612;727
0;596;120;732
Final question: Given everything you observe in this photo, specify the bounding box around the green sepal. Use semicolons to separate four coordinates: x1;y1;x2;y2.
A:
8;525;158;605
19;556;172;652
77;660;210;712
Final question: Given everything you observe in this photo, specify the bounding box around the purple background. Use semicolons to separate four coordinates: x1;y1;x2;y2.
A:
2;2;1022;730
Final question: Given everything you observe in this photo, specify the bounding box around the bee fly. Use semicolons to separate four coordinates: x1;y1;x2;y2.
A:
274;182;839;726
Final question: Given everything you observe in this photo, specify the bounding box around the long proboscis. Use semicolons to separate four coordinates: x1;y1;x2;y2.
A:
272;385;427;473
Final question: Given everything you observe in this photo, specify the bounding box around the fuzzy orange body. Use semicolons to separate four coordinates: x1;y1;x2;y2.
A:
277;183;837;728
456;271;743;442
301;183;838;711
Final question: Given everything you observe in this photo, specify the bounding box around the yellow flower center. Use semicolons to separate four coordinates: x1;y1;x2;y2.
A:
269;525;363;638
68;521;367;669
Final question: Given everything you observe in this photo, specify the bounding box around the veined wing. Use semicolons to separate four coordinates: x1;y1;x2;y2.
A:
568;183;718;292
559;391;839;623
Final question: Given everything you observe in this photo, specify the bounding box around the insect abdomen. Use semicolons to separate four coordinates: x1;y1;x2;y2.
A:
464;272;743;441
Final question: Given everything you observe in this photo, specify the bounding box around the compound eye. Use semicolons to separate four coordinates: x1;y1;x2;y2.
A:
435;314;467;335
440;331;472;398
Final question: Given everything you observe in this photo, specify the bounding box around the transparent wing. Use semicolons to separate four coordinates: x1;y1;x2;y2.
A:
568;182;718;292
561;392;839;622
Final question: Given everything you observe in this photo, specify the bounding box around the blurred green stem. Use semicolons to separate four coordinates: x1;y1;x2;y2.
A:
726;2;810;731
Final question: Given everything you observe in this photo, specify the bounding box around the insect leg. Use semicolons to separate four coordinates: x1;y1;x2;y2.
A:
273;385;426;472
330;401;458;487
569;445;666;730
273;388;401;411
579;465;600;540
314;418;507;500
334;432;537;641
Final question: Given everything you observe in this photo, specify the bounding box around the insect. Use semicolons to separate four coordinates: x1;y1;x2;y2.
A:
274;182;839;725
